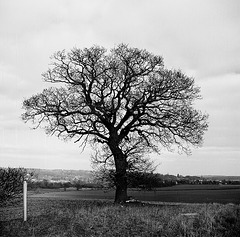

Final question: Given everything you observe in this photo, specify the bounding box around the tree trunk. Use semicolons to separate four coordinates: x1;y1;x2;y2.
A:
108;130;128;203
114;157;128;203
109;141;128;203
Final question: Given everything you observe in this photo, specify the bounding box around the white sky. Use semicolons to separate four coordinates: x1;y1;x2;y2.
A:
0;0;240;176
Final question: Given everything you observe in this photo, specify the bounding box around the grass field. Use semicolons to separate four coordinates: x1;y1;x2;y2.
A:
1;198;240;236
1;185;240;236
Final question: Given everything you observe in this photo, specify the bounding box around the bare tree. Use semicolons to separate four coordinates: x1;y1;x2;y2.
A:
22;44;208;203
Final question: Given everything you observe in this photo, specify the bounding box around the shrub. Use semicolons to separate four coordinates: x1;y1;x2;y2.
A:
214;205;240;236
0;167;32;206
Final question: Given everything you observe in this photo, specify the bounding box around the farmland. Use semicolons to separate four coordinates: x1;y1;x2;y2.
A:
1;185;240;236
30;184;240;204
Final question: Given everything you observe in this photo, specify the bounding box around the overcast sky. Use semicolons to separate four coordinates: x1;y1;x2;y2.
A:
0;0;239;175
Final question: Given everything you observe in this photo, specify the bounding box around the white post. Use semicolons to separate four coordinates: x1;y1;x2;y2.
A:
23;180;27;221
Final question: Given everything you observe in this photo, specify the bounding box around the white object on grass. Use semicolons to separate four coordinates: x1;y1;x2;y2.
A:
23;180;27;221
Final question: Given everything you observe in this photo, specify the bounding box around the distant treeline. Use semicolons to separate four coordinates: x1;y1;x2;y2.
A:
27;170;240;191
23;168;240;192
27;168;92;182
28;179;100;191
28;172;177;191
26;168;240;183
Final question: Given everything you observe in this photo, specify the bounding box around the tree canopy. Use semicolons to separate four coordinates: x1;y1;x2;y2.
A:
22;44;208;202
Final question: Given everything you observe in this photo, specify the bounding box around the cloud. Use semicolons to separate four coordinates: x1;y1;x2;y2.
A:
198;73;240;110
0;0;239;174
157;146;240;176
0;65;28;98
1;0;239;78
196;73;240;148
0;128;92;169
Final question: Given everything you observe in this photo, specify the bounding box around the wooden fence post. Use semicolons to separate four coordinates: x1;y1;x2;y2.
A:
23;180;27;221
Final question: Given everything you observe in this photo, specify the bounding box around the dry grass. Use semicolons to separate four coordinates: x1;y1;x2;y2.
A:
1;198;240;237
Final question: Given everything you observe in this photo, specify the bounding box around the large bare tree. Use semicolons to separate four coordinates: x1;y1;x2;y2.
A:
22;44;208;203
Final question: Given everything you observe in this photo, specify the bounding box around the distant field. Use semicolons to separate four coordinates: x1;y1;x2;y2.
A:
30;184;240;204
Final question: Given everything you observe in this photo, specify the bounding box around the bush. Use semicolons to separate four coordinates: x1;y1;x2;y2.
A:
214;205;240;236
0;167;32;206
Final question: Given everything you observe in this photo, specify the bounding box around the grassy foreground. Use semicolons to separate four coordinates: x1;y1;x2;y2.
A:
0;198;240;237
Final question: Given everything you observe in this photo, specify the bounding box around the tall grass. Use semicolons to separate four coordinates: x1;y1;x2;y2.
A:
1;198;239;236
